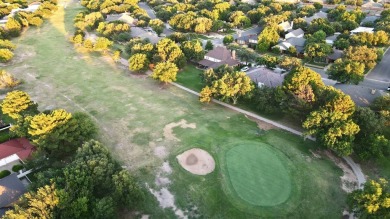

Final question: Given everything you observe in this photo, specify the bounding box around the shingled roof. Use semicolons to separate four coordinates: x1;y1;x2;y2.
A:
0;138;35;161
0;174;26;208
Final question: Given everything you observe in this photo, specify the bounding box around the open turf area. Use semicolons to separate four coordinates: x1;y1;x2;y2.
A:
3;0;348;217
225;143;292;206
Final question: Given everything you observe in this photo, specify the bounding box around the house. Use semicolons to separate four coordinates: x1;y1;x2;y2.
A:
198;46;240;69
0;173;26;216
360;15;380;25
0;138;35;167
278;21;293;32
105;13;137;25
350;27;374;35
130;27;161;44
326;48;344;63
274;37;306;53
326;32;341;45
285;28;304;39
304;11;328;24
246;67;285;88
236;34;258;45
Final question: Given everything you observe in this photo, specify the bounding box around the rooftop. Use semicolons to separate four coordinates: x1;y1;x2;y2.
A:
0;138;35;161
0;173;26;208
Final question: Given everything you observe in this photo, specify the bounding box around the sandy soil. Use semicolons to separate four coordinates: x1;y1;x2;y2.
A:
163;119;196;141
324;151;358;193
176;148;215;175
245;115;277;131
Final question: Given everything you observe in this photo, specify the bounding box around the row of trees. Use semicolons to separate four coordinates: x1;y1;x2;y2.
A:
1;90;143;218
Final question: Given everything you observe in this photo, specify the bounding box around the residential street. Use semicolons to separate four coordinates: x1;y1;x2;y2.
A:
138;2;173;35
366;48;390;83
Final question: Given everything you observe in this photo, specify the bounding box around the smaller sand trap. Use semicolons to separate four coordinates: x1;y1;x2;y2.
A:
176;148;215;175
163;119;196;141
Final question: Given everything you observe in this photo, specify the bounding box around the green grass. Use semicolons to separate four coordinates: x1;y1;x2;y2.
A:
225;143;292;206
3;1;348;218
176;65;204;92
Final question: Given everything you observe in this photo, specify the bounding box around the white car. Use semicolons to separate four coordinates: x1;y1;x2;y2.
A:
240;66;250;72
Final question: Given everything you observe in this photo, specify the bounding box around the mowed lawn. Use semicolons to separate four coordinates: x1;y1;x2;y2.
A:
4;1;346;218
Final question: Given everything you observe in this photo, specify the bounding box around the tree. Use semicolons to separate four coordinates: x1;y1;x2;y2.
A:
223;35;234;45
257;26;279;52
0;39;16;50
345;46;378;70
353;107;389;160
279;56;302;70
308;18;335;35
327;59;365;84
3;183;60;219
155;38;185;67
5;17;21;37
0;49;14;62
152;62;179;84
0;70;19;89
93;37;113;52
1;90;35;120
304;43;332;62
209;71;254;104
199;86;213;103
251;86;281;114
303;86;359;155
181;40;204;61
205;40;213;50
129;53;149;73
149;19;164;35
112;170;143;207
348;178;390;218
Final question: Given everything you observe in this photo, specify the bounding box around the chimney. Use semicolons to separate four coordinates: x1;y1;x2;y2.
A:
232;50;236;60
290;21;294;29
238;31;241;38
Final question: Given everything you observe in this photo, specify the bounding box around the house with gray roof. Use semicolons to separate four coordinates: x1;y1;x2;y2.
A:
0;174;26;217
326;32;341;45
304;11;327;24
246;67;285;88
360;15;380;25
327;48;344;63
278;21;293;32
105;13;137;25
198;46;240;69
274;37;306;53
285;28;304;39
236;34;258;45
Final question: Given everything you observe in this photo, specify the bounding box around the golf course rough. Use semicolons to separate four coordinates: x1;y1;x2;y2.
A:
226;143;292;206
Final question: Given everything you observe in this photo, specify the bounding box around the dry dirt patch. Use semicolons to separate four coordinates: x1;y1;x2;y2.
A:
176;148;215;175
163;119;196;141
324;151;358;193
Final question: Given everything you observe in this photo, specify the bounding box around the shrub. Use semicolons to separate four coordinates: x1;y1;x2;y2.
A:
0;170;11;179
0;49;14;62
12;164;24;172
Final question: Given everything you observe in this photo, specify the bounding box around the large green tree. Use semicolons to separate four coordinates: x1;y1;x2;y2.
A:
303;86;359;155
348;178;390;218
257;26;279;52
327;59;365;84
152;61;179;84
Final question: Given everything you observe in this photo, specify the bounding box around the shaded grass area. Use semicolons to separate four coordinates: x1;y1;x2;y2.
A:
4;1;347;218
176;65;204;92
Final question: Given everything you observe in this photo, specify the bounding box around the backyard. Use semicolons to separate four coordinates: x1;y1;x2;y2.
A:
3;0;348;217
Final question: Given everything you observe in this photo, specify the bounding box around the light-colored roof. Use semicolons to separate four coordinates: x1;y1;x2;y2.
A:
204;46;233;61
278;21;293;31
304;11;328;24
350;26;374;34
106;13;136;24
276;37;306;52
325;32;340;44
285;28;304;39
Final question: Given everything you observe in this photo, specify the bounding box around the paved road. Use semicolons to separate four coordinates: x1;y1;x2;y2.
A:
139;2;156;19
309;66;387;106
366;48;390;83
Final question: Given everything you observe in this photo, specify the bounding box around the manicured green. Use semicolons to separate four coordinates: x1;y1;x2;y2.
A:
4;2;348;218
225;143;291;206
0;170;11;179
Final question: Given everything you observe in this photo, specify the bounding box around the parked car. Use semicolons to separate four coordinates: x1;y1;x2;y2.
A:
387;86;390;91
255;64;265;68
240;66;250;72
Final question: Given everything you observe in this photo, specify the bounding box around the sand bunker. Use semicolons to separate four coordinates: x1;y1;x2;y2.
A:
176;148;215;175
163;119;196;141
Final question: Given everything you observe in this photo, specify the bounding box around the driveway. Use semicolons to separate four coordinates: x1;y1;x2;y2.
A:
309;66;386;106
138;2;156;19
366;48;390;83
